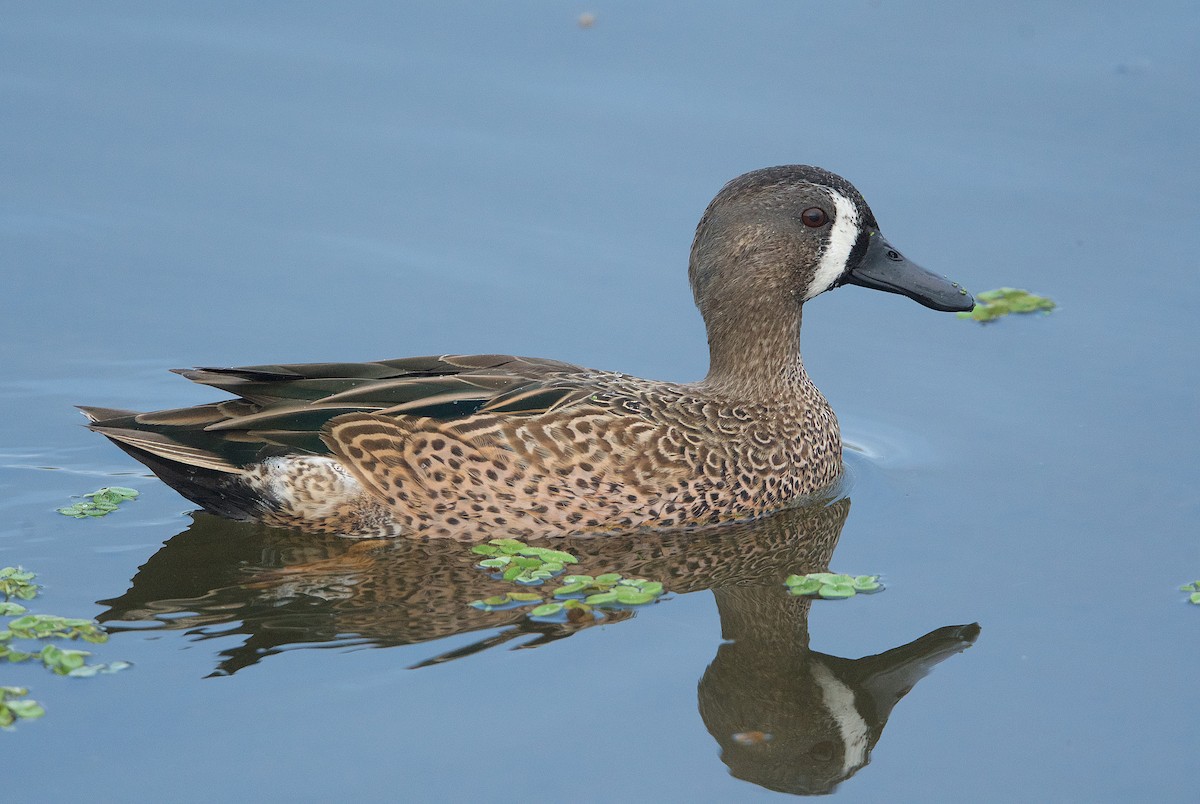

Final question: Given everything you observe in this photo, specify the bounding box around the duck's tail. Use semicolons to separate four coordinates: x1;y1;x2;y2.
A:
79;406;271;521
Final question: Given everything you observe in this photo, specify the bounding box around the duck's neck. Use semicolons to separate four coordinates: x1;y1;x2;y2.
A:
697;298;811;399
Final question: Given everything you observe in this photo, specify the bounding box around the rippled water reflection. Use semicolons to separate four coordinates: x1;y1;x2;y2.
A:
97;500;976;795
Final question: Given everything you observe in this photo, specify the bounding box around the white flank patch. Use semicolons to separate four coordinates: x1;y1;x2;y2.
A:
262;456;363;519
811;662;871;777
804;190;861;301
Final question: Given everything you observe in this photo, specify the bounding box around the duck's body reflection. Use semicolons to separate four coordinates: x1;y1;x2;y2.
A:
98;497;976;795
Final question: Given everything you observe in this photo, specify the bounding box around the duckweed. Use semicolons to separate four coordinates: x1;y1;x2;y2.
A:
1179;581;1200;605
6;614;108;643
472;538;578;585
553;574;664;605
468;591;544;611
785;572;883;600
538;599;600;623
0;567;38;601
466;540;667;620
1;567;131;728
56;486;140;518
958;287;1056;322
0;687;45;729
471;538;577;564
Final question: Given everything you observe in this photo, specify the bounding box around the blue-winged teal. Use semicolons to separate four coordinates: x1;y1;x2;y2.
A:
82;165;973;539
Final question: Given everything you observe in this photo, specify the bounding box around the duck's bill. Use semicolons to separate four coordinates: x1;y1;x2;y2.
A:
841;232;974;312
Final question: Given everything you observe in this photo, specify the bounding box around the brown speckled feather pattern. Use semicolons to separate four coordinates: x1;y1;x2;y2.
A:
316;362;839;539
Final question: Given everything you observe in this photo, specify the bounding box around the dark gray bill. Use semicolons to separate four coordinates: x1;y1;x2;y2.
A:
841;231;974;312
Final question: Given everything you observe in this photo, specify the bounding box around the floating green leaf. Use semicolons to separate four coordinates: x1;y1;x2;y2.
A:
56;486;140;518
852;575;883;593
811;573;849;585
819;584;856;600
66;660;132;678
468;592;549;612
529;603;564;618
38;645;91;675
0;602;26;616
786;576;822;595
958;287;1056;323
90;486;138;500
6;699;45;718
507;592;542;603
786;571;884;600
517;548;576;565
0;686;46;728
478;557;510;569
615;588;655;605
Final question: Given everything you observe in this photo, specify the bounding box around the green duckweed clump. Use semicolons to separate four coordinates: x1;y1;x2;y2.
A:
0;567;38;604
467;539;667;620
56;486;140;518
472;538;578;585
785;572;883;600
0;687;44;728
1;567;131;729
958;287;1056;322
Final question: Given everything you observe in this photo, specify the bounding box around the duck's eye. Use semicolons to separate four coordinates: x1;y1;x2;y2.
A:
801;207;829;228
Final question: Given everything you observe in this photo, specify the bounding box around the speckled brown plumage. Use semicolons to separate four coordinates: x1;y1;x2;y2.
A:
310;360;841;539
82;165;972;538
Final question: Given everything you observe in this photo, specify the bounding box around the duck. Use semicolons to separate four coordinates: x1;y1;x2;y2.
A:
81;165;973;540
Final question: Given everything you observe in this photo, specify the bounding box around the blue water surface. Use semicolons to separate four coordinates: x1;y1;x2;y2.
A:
1;2;1197;801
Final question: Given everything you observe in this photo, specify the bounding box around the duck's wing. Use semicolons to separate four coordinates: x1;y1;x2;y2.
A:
174;353;586;411
82;353;595;472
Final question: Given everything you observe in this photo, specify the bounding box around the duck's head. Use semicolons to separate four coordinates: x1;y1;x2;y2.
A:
689;165;974;321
